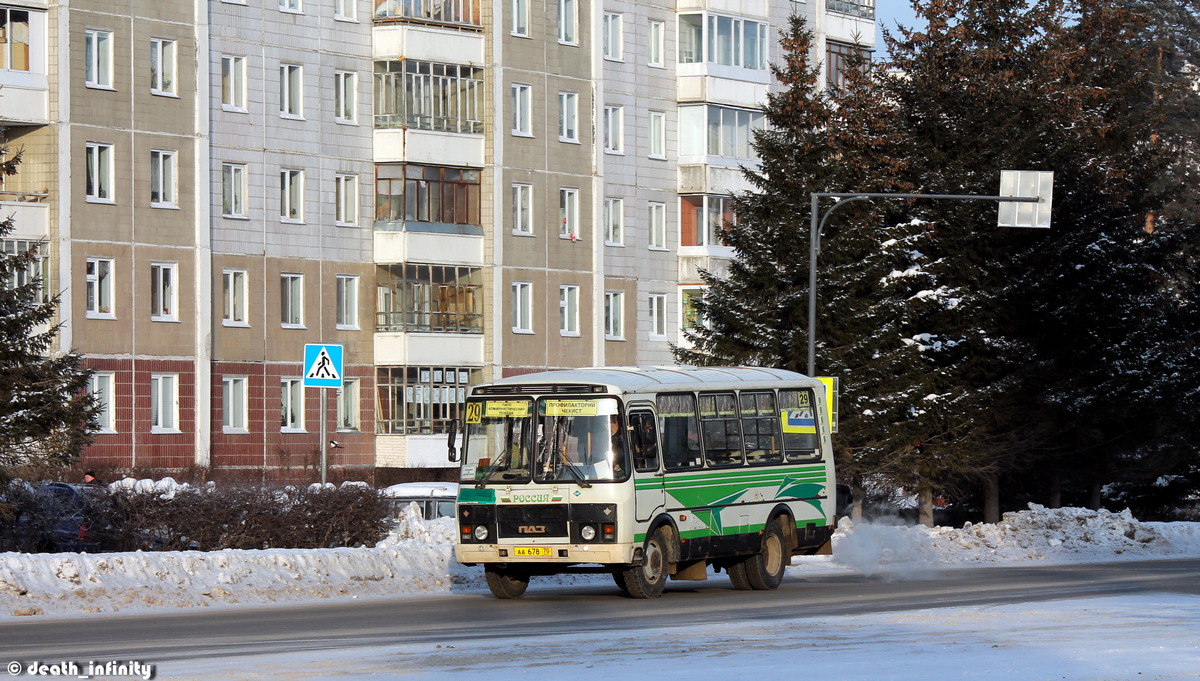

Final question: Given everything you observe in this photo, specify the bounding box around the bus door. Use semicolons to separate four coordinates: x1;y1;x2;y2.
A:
628;408;665;522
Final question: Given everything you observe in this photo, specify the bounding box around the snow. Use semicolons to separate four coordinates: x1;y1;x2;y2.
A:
3;480;1199;680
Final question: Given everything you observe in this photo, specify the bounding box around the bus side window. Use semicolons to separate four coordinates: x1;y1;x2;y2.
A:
657;393;702;471
741;391;783;465
780;388;821;461
700;392;744;467
629;411;660;472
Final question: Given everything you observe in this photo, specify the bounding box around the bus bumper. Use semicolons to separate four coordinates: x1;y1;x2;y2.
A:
455;543;637;566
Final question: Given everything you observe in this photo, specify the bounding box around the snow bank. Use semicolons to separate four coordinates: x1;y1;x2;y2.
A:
2;504;1198;618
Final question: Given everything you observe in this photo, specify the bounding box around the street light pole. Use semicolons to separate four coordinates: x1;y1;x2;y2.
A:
806;188;1047;377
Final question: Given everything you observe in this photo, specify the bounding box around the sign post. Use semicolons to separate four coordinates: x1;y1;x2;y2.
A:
303;344;344;485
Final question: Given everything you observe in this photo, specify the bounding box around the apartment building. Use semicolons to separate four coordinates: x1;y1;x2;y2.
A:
0;0;874;482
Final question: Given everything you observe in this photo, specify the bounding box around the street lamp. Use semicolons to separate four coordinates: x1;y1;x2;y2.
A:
806;171;1053;376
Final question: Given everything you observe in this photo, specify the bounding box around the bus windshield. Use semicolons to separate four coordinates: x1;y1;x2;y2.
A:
461;396;628;484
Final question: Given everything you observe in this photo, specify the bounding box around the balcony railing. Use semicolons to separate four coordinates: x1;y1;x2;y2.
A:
373;0;481;28
376;310;483;334
827;0;875;21
0;190;48;203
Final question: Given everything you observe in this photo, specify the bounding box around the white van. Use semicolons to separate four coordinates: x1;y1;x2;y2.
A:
382;482;458;520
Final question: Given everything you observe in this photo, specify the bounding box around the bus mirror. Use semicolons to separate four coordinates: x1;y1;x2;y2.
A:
447;419;461;462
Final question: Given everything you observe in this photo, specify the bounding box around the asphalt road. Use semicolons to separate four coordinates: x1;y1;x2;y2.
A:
1;558;1196;666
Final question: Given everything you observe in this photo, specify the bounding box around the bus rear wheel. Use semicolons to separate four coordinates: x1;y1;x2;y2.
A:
622;527;670;598
745;518;788;590
484;566;530;599
726;559;754;590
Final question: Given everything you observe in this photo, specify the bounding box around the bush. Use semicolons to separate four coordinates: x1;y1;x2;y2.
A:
1;480;394;553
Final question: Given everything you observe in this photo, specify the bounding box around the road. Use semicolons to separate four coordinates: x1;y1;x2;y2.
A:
1;558;1196;666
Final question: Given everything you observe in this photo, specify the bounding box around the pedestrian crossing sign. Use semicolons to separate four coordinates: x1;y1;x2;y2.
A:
303;344;343;388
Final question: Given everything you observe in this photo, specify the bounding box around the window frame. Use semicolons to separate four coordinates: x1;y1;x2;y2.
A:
150;37;177;97
280;377;305;432
557;0;577;45
222;376;248;432
84;142;114;203
648;19;665;67
85;256;115;318
221;55;247;112
222;162;248;218
559;284;579;336
337;378;361;431
511;0;529;37
649;110;666;159
559;187;579;240
604;291;625;340
603;105;624;154
648;293;667;339
604;197;624;246
149;262;178;322
89;372;116;433
511;82;532;137
648;201;667;249
280;272;304;328
335;173;358;226
150;149;177;208
602;12;624;61
279;63;304;119
334;70;357;124
150;374;180;433
334;0;357;22
222;268;249;327
280;168;304;222
558;91;578;143
336;274;360;330
512;183;533;235
84;29;113;89
279;0;303;14
512;281;533;333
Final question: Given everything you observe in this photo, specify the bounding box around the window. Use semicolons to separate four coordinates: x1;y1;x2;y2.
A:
678;13;767;69
222;269;248;326
279;0;302;13
85;142;113;202
373;60;484;134
512;281;532;333
335;174;358;226
376;263;483;333
150;374;179;433
337;379;360;431
374;164;482;227
681;195;736;247
0;8;31;72
334;71;357;123
373;0;481;25
648;20;665;67
375;366;479;435
602;13;623;60
558;92;578;142
281;273;303;327
557;0;576;44
699;392;743;466
2;240;47;301
281;378;304;431
512;183;533;234
89;373;115;433
150;38;176;96
222;377;247;431
279;64;303;117
648;294;667;338
741;392;783;464
827;41;868;90
221;55;247;111
828;0;876;21
649;110;666;158
681;287;707;331
559;285;579;335
604;292;624;339
280;169;304;222
604;197;624;245
511;0;528;36
84;29;112;88
603;105;623;153
150;262;177;321
679;104;763;160
85;257;114;317
150;150;176;207
334;0;357;21
659;393;702;470
511;83;531;136
559;188;579;240
780;388;822;461
222;163;247;217
336;274;359;329
648;202;667;249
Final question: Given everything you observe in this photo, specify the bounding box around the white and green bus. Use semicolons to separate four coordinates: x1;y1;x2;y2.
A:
449;366;836;599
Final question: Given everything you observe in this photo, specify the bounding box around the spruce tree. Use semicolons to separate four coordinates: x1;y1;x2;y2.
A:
0;148;97;471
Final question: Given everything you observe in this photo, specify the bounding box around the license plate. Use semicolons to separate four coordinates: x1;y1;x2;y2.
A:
513;546;553;557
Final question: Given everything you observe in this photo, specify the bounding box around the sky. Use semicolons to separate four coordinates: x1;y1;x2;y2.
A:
3;478;1200;679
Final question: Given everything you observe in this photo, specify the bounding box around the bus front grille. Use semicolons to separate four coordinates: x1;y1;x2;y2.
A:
496;504;569;539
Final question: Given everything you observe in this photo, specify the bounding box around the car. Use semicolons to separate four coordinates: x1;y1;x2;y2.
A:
382;482;458;520
13;482;105;553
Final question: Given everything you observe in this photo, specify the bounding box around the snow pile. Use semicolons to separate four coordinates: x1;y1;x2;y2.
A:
2;503;1198;618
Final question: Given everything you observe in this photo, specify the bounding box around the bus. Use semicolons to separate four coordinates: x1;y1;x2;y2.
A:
448;366;836;599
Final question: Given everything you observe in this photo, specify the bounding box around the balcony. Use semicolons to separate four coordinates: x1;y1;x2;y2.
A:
827;0;875;21
0;192;49;236
373;0;481;29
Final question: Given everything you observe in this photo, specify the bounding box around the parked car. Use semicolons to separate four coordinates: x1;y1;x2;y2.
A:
382;482;458;520
14;482;105;553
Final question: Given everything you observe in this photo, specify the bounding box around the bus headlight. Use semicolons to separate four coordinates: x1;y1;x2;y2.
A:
473;525;489;541
580;524;597;542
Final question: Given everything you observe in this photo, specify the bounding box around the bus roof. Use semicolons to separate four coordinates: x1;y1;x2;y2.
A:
474;366;819;396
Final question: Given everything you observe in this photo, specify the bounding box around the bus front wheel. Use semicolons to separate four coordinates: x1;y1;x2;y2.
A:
484;565;530;599
622;527;670;598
